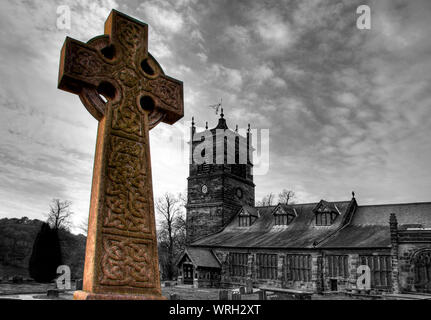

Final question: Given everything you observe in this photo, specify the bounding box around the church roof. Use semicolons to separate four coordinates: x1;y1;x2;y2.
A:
191;201;352;249
350;202;431;226
272;203;298;216
212;115;228;130
176;247;221;269
319;202;431;248
239;205;259;217
190;201;431;250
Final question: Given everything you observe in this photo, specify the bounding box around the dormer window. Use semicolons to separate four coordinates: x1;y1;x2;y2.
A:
273;204;297;226
315;212;336;226
313;200;340;226
238;206;258;227
239;214;251;227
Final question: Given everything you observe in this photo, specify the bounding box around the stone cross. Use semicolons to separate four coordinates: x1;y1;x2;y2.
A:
58;10;183;300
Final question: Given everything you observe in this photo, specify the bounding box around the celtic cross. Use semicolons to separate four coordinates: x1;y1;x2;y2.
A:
58;10;183;300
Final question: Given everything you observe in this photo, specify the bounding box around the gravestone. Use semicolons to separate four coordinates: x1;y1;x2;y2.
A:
58;10;183;300
246;278;253;294
218;289;229;300
47;289;59;298
169;293;179;300
232;292;241;300
258;290;266;300
75;279;83;291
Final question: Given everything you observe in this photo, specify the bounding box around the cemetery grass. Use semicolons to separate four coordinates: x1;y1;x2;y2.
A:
161;285;220;300
1;282;357;300
0;282;61;295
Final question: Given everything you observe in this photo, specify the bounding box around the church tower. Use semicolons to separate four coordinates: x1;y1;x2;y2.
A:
186;110;255;243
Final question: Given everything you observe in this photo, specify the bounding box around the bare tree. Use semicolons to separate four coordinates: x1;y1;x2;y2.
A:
46;199;73;231
77;218;88;236
156;192;186;280
278;189;296;205
257;193;275;206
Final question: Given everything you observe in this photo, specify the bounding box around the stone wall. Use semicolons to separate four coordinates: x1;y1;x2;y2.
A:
390;214;431;293
186;170;255;243
210;248;400;294
397;243;431;292
196;267;221;288
215;249;316;291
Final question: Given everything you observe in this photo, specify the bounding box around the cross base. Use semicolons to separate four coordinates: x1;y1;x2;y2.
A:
73;290;167;300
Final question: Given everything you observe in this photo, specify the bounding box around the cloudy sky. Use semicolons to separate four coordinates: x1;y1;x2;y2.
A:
1;0;431;233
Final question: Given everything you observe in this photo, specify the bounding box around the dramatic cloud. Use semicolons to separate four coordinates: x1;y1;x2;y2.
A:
0;0;430;234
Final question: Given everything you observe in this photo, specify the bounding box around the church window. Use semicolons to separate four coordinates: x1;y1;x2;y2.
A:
413;250;431;293
274;213;295;225
273;205;296;225
229;252;248;277
327;255;349;278
238;208;258;227
315;212;337;226
286;254;312;282
235;136;239;164
313;200;340;226
239;215;250;227
359;255;392;289
257;254;277;280
197;163;212;174
236;187;243;199
224;136;228;164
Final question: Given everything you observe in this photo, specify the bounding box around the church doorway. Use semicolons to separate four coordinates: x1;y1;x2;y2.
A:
413;250;431;293
330;279;338;292
183;263;194;284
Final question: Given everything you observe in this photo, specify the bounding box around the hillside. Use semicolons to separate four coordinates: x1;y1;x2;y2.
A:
0;217;86;279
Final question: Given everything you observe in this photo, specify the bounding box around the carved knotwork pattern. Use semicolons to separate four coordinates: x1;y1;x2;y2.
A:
111;92;143;137
104;135;150;233
142;77;181;110
117;19;143;51
100;235;155;287
67;48;104;77
118;68;138;88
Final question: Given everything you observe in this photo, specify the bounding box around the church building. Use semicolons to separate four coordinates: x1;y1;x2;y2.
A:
176;111;431;295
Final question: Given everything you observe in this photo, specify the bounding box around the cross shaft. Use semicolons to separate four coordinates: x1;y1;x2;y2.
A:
58;10;183;299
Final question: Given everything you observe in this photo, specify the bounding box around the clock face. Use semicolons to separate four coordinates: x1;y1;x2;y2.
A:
236;188;243;199
201;185;208;194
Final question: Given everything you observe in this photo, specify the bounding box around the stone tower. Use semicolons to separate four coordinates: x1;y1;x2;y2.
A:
186;110;255;243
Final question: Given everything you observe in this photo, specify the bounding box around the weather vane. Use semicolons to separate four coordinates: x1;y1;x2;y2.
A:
208;98;222;115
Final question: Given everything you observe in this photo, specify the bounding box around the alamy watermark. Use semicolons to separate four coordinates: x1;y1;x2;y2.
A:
356;265;371;290
180;122;270;176
56;5;71;31
56;265;71;290
356;5;371;30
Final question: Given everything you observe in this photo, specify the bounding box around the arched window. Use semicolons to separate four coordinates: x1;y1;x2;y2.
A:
413;250;431;293
235;136;239;164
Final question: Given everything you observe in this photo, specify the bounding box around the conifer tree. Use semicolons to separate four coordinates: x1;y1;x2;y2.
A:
28;222;62;283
